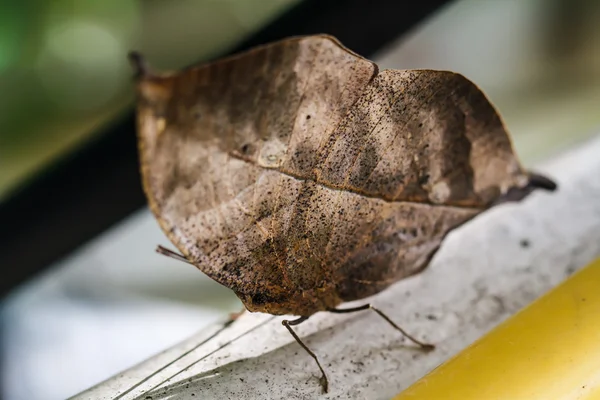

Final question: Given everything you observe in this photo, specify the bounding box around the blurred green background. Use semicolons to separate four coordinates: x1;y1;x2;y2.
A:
0;0;299;201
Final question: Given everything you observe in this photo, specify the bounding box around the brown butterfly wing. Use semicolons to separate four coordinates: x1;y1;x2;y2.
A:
135;35;531;316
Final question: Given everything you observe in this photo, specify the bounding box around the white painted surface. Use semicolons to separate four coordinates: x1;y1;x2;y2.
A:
73;134;600;399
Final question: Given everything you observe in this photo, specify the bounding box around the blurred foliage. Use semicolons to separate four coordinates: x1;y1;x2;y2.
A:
0;0;299;200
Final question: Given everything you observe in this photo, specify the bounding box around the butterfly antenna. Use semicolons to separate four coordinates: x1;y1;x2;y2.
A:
155;245;193;265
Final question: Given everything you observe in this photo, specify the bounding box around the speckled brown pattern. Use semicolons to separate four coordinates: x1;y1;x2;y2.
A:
132;35;551;316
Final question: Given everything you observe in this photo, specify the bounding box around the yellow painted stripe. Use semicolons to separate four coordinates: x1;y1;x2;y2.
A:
394;258;600;400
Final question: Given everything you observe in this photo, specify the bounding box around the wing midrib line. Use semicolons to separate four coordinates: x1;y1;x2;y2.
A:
228;152;483;211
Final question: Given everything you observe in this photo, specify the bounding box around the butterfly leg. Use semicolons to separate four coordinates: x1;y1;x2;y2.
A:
328;304;434;350
282;316;328;393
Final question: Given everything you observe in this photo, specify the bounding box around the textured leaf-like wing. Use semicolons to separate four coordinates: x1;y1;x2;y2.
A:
135;35;528;316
